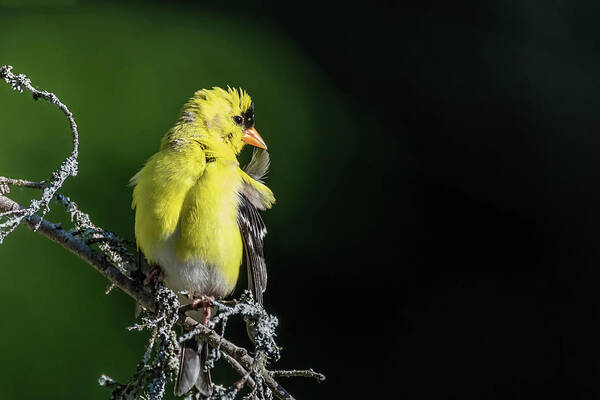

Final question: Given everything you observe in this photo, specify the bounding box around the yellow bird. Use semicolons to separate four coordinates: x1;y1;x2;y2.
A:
130;87;275;396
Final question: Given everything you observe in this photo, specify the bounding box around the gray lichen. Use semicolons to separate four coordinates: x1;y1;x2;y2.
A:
100;284;181;400
57;194;136;274
0;65;79;243
177;290;281;399
101;287;283;400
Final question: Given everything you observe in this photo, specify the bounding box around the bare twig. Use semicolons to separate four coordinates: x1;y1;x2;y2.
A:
223;353;256;390
0;65;78;241
271;369;326;382
0;194;152;306
0;177;45;189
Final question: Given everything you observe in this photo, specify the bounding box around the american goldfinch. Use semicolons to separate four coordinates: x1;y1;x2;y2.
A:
130;87;275;396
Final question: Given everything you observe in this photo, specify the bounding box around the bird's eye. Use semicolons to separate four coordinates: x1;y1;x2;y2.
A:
233;116;243;126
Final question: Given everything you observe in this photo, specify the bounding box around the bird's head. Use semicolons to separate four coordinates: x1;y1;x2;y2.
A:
172;87;267;155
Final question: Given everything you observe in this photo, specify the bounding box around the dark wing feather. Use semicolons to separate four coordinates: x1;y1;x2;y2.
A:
237;194;268;304
241;149;272;211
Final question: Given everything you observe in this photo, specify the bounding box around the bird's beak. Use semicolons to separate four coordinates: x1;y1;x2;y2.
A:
242;127;267;149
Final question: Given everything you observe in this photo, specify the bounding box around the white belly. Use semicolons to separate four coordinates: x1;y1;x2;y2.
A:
153;227;234;301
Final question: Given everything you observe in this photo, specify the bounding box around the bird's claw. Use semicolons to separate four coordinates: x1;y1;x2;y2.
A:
143;265;164;285
189;294;214;326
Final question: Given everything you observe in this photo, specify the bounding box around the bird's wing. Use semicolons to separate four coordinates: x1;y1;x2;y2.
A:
238;193;268;304
239;149;275;211
238;148;275;304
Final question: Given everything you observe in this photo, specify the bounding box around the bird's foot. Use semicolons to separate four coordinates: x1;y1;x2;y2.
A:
189;294;215;326
143;265;164;285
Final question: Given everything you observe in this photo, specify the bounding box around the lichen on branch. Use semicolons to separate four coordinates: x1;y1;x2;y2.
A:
0;65;79;242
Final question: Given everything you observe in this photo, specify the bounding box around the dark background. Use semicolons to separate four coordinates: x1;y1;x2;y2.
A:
1;0;600;399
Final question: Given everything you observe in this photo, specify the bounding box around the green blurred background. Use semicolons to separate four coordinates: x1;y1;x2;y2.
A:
10;1;600;400
0;2;371;399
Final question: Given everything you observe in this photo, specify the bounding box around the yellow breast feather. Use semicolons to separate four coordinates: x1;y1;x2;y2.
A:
131;140;207;263
176;159;244;287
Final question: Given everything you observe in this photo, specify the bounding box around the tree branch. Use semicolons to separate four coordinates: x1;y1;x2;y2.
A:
0;194;153;307
0;192;307;399
0;65;78;240
271;369;326;382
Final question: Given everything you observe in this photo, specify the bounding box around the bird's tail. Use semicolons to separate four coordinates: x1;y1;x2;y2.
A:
175;338;212;397
197;341;213;395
